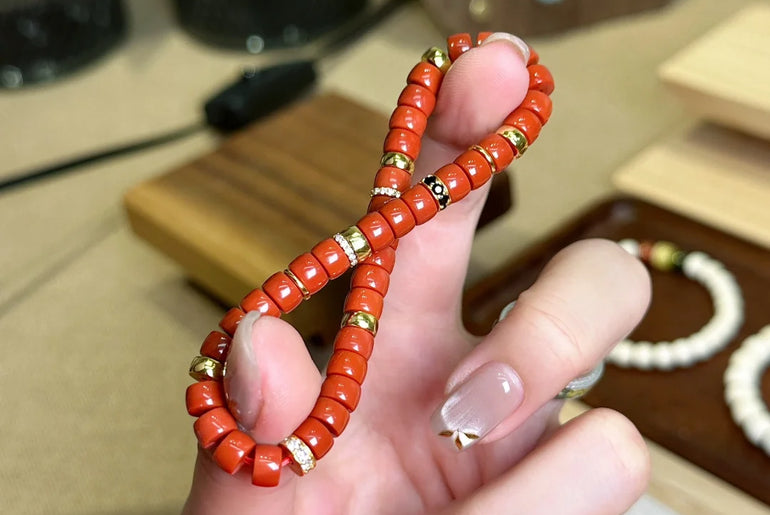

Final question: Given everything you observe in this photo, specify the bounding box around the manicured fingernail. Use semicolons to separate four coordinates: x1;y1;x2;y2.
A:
480;32;530;64
431;362;524;451
496;300;517;325
224;310;263;430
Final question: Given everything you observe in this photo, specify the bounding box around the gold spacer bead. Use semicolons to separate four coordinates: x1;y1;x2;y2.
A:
340;225;372;262
421;46;451;74
471;144;497;174
498;126;528;157
189;355;224;381
650;241;680;272
280;435;316;476
341;311;378;336
284;269;310;300
381;151;415;174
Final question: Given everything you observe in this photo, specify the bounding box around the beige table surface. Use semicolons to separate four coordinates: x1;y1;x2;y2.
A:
1;1;768;513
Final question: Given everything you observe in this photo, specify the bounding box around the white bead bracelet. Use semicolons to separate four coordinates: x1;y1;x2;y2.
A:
724;326;770;456
608;239;744;370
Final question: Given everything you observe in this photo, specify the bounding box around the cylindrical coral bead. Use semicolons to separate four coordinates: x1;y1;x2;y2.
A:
194;407;238;449
262;271;303;313
520;90;552;124
213;430;256;474
373;166;411;191
320;374;362;411
351;264;390;296
186;381;226;417
476;31;492;45
310;397;351;436
478;134;515;172
389;106;428;136
356;212;395;252
378;198;416;238
383;128;421;161
327;350;368;384
366;247;396;273
288;253;329;295
398;84;436;116
333;326;375;360
401;184;439;225
407;62;443;95
311;238;350;279
454;149;493;189
344;287;384;318
527;45;539;66
219;308;246;337
435;163;472;203
528;64;554;95
294;418;334;459
200;331;231;362
447;32;472;61
240;289;280;317
503;108;542;145
252;445;283;487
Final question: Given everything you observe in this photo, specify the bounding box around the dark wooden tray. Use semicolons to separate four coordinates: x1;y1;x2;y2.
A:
462;196;770;505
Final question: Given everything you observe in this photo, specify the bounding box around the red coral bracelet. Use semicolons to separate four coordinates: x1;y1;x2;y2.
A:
185;32;554;487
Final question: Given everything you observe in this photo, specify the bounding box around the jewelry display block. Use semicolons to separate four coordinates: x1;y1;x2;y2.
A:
462;197;770;505
659;3;770;141
124;93;512;346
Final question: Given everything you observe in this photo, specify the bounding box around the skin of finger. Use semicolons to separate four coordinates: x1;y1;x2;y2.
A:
440;408;650;515
448;239;650;444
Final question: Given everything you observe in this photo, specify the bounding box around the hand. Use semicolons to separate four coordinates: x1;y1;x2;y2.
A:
184;34;652;515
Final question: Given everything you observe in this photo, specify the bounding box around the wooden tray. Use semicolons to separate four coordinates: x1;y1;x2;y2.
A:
462;197;770;505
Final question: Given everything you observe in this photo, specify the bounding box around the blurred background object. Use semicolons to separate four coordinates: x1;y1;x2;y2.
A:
422;0;674;37
0;0;126;88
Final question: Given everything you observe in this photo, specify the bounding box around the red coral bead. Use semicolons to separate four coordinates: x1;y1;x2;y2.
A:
476;31;492;45
262;271;303;314
454;149;493;190
200;331;231;361
311;238;350;279
194;407;237;449
357;212;395;252
378;198;416;238
435;163;472;203
447;33;472;61
186;381;225;417
240;288;280;317
373;166;412;191
389;106;428;136
351;264;390;296
333;326;375;360
478;134;515;172
503;108;542;145
328;350;368;384
320;374;361;411
252;444;283;487
521;90;552;124
294;417;334;459
401;184;439;225
213;430;256;474
527;45;539;66
383;128;421;161
219;307;246;336
407;62;443;95
398;84;436;117
310;397;351;436
344;287;384;318
528;64;554;95
288;253;328;295
366;247;396;274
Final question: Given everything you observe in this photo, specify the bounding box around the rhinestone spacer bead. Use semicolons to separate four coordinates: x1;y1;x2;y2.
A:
280;435;316;475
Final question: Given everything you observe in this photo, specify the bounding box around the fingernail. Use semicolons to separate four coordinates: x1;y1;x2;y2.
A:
480;32;530;64
495;300;517;325
431;362;524;451
224;310;263;430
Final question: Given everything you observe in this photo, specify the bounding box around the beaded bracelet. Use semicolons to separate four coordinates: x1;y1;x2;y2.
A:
609;239;744;370
185;32;554;487
724;326;770;456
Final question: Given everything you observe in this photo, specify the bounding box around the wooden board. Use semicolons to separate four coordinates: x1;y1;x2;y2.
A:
613;123;770;251
124;93;512;345
462;197;770;506
659;3;770;140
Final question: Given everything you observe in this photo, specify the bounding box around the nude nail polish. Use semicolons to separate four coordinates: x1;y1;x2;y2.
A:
480;32;531;65
224;310;262;430
431;362;524;451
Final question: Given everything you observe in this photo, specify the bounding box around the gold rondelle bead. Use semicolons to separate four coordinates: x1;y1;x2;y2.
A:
650;241;680;272
284;269;311;300
189;355;224;381
498;127;528;156
381;151;415;174
421;46;451;74
342;311;378;336
340;226;372;262
471;145;497;174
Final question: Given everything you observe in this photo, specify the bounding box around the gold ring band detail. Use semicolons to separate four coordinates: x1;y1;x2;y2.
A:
189;355;224;381
284;269;311;300
342;311;378;336
471;145;497;174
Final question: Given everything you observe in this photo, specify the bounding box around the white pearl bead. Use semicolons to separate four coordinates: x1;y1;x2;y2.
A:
631;341;653;369
743;414;770;444
609;341;633;367
651;343;674;370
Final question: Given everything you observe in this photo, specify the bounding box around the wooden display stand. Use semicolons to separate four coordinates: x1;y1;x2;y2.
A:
124;93;512;346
